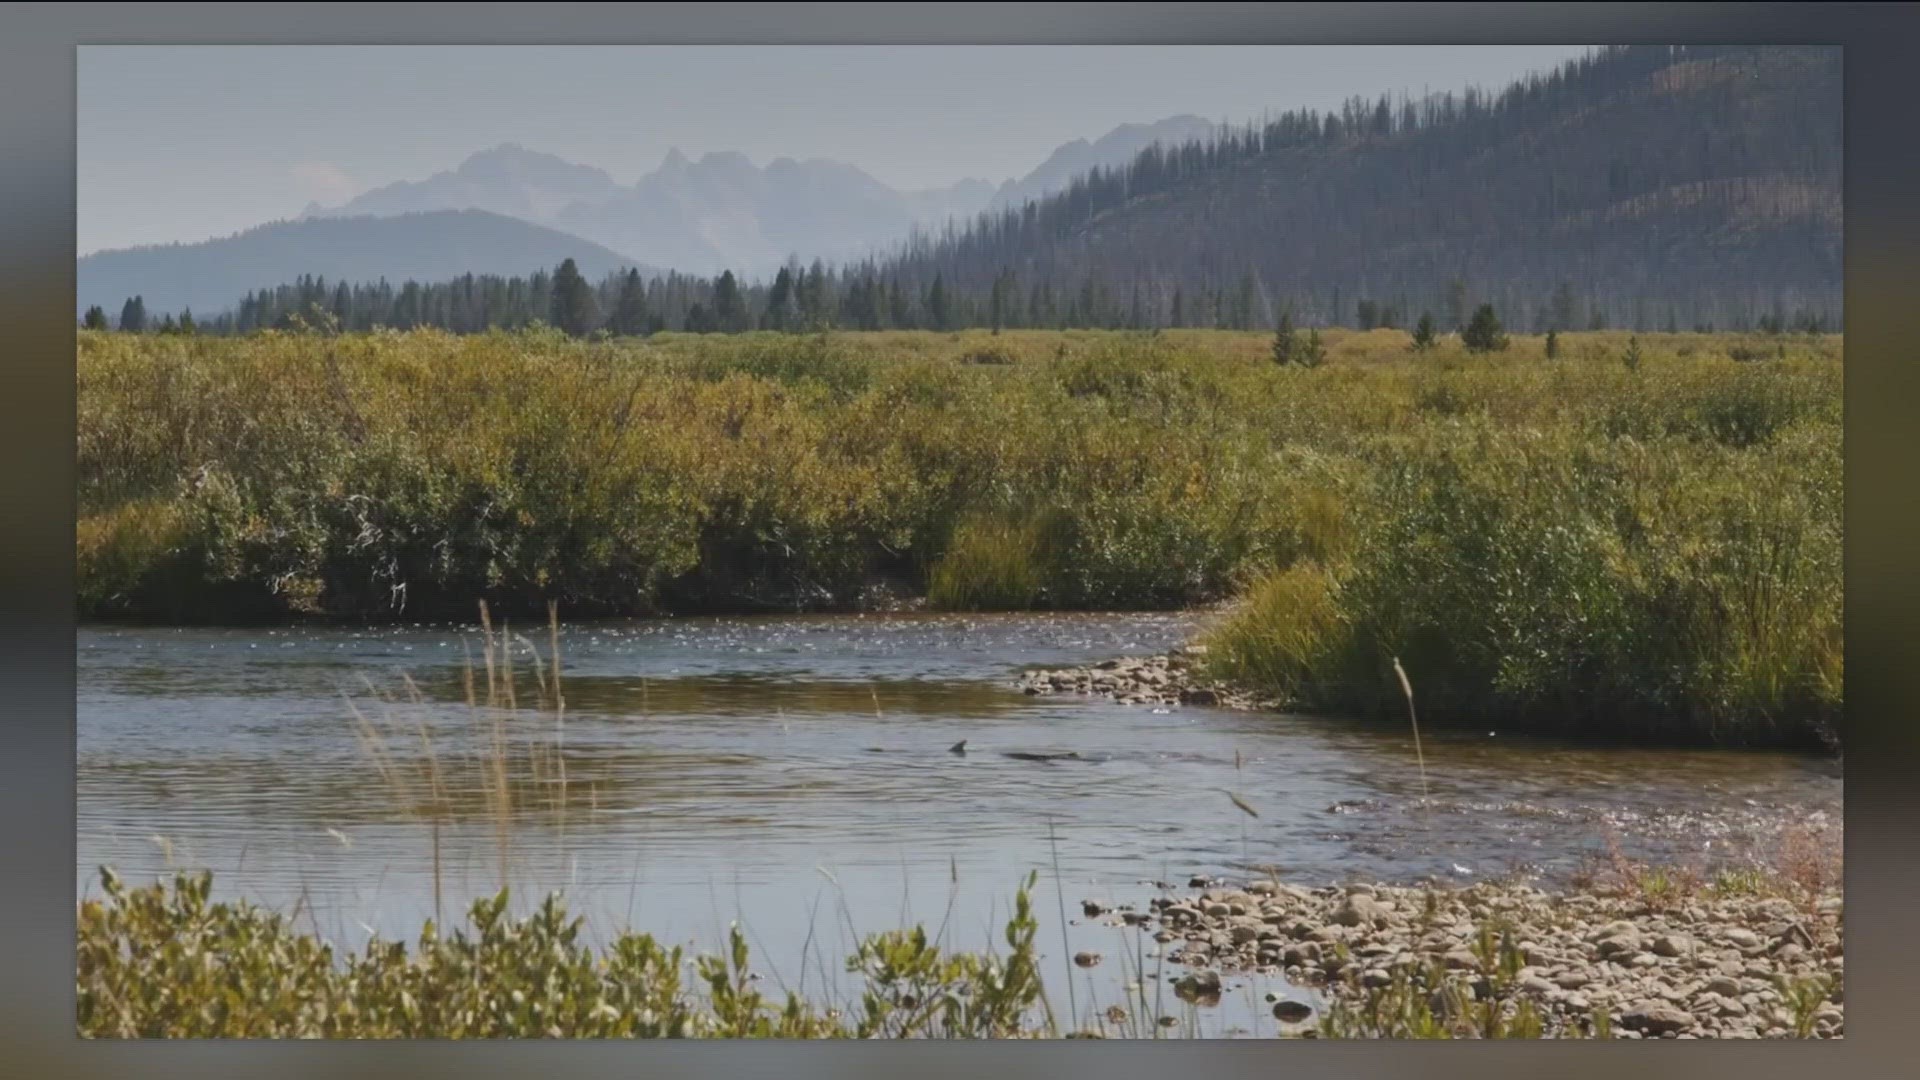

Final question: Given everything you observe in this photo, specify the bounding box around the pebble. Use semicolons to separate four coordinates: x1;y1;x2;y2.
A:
1079;874;1842;1039
1652;933;1692;957
1333;894;1390;928
1012;653;1281;711
1623;1003;1694;1036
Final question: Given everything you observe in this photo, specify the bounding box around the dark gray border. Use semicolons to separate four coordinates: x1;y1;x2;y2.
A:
8;4;1918;1077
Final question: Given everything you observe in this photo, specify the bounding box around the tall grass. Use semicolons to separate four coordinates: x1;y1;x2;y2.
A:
78;327;1841;743
927;513;1049;610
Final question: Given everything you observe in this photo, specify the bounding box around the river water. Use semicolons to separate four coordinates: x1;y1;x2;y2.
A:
78;612;1840;1036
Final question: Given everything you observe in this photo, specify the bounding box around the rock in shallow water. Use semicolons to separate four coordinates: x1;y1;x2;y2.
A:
1174;970;1222;1002
1272;999;1314;1023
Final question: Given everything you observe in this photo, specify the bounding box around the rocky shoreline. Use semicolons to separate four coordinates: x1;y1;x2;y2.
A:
1072;876;1843;1038
1014;646;1281;711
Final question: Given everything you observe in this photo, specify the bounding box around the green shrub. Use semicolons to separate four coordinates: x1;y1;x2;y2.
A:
77;868;1046;1038
1206;415;1841;745
76;328;1843;743
75;498;192;614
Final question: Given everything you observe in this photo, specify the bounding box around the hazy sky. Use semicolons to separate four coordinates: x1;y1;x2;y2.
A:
79;45;1591;255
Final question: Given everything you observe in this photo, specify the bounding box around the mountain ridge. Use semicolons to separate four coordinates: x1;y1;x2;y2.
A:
77;209;650;318
292;117;1230;278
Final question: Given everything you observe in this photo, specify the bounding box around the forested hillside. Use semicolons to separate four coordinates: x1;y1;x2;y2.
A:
873;44;1841;332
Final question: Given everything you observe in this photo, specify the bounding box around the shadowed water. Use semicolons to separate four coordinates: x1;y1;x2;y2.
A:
78;612;1840;1036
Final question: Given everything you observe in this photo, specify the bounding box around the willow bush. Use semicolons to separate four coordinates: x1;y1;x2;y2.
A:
78;327;1841;742
1203;351;1841;746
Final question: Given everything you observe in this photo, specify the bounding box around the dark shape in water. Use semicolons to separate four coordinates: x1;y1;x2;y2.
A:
1002;750;1082;763
1174;970;1223;1005
949;740;968;755
1273;999;1314;1023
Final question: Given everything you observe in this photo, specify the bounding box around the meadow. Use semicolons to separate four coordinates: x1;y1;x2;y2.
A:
77;326;1842;745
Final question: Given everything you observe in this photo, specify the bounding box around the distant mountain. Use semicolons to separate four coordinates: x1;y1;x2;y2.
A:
296;143;989;279
875;46;1842;329
988;115;1222;211
307;143;624;225
550;149;929;278
285;119;1227;279
78;209;647;318
905;176;1000;222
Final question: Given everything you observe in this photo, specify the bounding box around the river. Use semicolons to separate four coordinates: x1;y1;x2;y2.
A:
77;611;1840;1036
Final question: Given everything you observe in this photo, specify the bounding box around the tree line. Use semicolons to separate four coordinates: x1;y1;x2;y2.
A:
87;256;1835;337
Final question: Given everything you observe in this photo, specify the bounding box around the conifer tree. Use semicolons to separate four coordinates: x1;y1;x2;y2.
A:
712;271;745;332
1462;303;1508;353
548;258;600;336
611;269;648;335
1411;312;1438;352
1301;327;1326;367
1271;312;1299;365
928;274;951;331
801;260;831;328
765;266;795;330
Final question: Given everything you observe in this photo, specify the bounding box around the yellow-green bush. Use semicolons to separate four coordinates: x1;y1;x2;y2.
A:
1206;407;1841;745
74;328;1328;618
75;498;190;613
77;328;1843;742
77;868;1045;1039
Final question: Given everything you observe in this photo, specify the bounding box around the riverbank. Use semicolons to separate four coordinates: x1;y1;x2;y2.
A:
1081;865;1842;1039
79;850;1841;1039
79;327;1841;746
